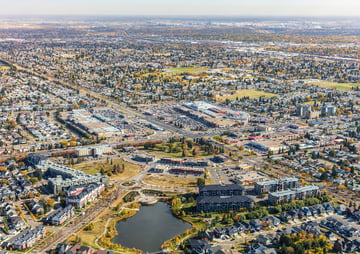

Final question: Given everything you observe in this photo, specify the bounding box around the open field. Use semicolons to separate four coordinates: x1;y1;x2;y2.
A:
143;174;213;188
167;66;209;74
0;66;10;71
311;81;360;91
119;48;135;52
73;158;142;181
216;89;278;101
303;100;318;106
143;142;216;159
149;52;171;56
75;218;106;249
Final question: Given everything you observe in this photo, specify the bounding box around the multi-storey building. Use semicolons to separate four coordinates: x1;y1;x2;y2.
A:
197;196;254;212
46;161;107;194
268;185;320;205
75;144;113;157
254;177;300;194
199;184;245;197
66;183;105;208
321;104;337;116
196;184;253;212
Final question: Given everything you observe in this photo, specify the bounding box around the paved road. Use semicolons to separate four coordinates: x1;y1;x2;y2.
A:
3;58;360;252
30;188;122;253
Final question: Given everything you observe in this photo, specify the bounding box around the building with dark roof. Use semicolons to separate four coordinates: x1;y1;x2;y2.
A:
199;184;245;197
158;158;208;167
197;184;252;212
197;196;254;212
27;153;48;167
42;206;74;225
132;154;155;162
2;225;45;250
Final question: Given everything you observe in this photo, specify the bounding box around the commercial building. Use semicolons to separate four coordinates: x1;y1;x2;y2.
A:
250;140;287;153
75;145;113;157
169;167;204;175
132;154;155;162
178;101;250;127
68;109;122;137
254;177;300;194
158;158;208;167
268;185;320;205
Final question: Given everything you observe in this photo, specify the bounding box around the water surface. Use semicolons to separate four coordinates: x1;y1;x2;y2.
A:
112;202;191;253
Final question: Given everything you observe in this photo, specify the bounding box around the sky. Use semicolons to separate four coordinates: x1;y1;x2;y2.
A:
1;0;359;16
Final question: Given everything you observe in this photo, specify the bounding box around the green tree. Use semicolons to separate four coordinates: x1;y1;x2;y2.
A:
197;177;205;186
320;172;328;181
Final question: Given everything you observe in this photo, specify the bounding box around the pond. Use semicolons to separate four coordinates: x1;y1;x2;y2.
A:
112;202;192;253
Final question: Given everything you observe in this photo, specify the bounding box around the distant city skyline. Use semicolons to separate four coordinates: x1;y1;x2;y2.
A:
1;0;360;17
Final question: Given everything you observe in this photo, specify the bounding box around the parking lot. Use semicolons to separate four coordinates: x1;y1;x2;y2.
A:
218;166;271;186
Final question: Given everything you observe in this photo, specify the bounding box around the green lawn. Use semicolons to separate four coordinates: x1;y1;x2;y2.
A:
143;143;213;159
73;158;142;181
143;175;213;188
311;81;360;91
216;89;278;101
167;66;209;74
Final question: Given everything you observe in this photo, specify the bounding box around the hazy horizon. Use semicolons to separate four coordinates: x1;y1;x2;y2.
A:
1;0;359;17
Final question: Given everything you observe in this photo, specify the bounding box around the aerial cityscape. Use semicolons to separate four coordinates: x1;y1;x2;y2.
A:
0;1;359;254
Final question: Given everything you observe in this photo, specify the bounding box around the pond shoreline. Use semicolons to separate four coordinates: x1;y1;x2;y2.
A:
111;201;192;253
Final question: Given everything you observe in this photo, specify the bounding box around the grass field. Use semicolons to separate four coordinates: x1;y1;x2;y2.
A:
311;81;360;91
73;158;142;181
143;142;214;159
119;48;135;52
167;66;209;74
149;52;171;56
75;218;107;249
148;150;212;159
216;89;278;101
0;66;10;71
143;174;213;188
